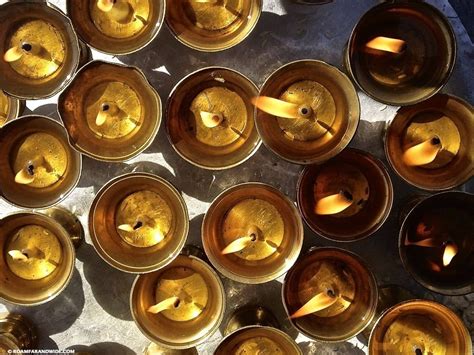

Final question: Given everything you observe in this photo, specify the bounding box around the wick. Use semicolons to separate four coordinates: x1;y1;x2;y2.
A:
341;190;353;202
415;348;422;355
250;233;257;242
21;43;32;52
102;103;110;112
298;105;313;119
27;164;35;176
174;299;180;308
326;289;336;298
133;221;143;230
431;136;441;146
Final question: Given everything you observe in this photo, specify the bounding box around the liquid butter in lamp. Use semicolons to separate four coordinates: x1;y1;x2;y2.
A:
0;1;80;100
67;0;165;54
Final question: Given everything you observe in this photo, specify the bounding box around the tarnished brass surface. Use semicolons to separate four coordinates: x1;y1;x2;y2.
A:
346;1;456;106
255;60;360;164
298;148;393;241
369;300;472;355
89;173;189;273
283;247;378;342
58;61;161;162
6;225;62;281
0;212;75;306
0;314;37;352
386;94;474;191
215;326;302;355
167;67;260;169
131;255;225;349
166;0;262;51
202;183;303;283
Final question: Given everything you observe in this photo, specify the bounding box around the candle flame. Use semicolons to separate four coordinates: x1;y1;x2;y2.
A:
403;137;442;166
314;190;353;215
366;36;406;54
221;235;254;255
97;0;135;24
200;111;224;128
3;46;24;63
97;0;114;12
14;169;36;185
252;96;301;119
118;224;135;232
290;291;338;319
147;296;180;314
404;238;438;248
442;243;458;267
8;250;28;261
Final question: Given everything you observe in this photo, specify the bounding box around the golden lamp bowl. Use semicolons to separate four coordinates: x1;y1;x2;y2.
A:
0;1;80;100
215;325;302;354
385;94;474;191
67;0;166;55
297;148;393;242
283;247;378;342
58;60;162;162
0;91;23;128
89;173;189;273
255;60;360;165
399;191;474;295
130;254;226;349
202;182;304;284
346;1;456;106
369;300;472;355
0;314;37;353
0;212;76;306
166;0;262;52
0;115;82;209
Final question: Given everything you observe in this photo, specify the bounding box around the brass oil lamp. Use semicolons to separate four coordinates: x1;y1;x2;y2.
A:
0;314;37;353
58;60;161;162
130;253;226;349
144;342;197;355
202;183;304;284
385;94;473;191
67;0;165;55
165;0;262;52
369;300;472;355
345;1;456;106
0;115;82;209
399;191;474;295
254;60;360;164
0;1;81;100
297;148;393;241
89;173;189;273
166;67;260;170
0;209;81;305
282;247;378;342
0;91;23;128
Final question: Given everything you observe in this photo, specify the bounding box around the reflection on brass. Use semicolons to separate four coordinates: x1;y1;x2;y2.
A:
385;94;473;191
399;191;474;295
202;183;303;284
0;1;80;99
0;116;82;209
215;326;302;355
369;300;472;355
346;1;456;106
131;254;225;349
167;67;260;169
43;206;85;249
224;306;279;336
59;61;161;162
0;91;22;128
298;148;393;241
89;173;189;273
283;247;378;342
166;0;262;52
6;225;62;280
144;342;197;355
0;212;76;306
68;0;165;54
0;314;37;352
255;60;359;164
116;190;172;248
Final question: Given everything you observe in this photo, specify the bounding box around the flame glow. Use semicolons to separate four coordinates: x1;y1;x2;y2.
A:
14;169;35;185
147;296;180;314
221;235;254;255
290;291;338;319
442;243;458;267
366;36;406;54
252;96;300;119
403;138;442;167
314;191;353;215
118;224;135;232
3;46;24;63
200;111;224;128
8;250;28;261
404;238;438;248
97;0;114;12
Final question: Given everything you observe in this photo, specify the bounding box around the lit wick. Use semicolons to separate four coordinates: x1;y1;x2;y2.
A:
314;190;353;215
200;111;224;128
96;0;144;24
118;220;165;244
8;248;58;267
252;96;313;120
3;42;60;67
402;137;442;166
365;36;406;54
14;157;53;185
221;234;256;255
96;102;138;127
290;289;338;319
442;242;458;267
147;296;180;314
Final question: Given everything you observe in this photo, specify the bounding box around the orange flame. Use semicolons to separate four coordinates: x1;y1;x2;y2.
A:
290;291;338;319
366;36;406;54
147;296;180;314
8;250;28;261
3;46;24;63
403;137;442;167
252;96;300;119
442;243;458;267
314;190;353;215
221;235;254;255
200;111;224;128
